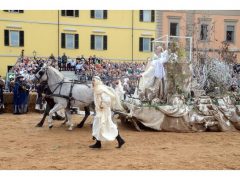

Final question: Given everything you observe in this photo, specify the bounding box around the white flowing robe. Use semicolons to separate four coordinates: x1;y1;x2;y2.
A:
139;51;168;91
92;87;119;141
115;81;125;101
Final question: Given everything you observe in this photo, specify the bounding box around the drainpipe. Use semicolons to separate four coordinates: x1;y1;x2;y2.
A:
58;10;60;59
132;10;134;62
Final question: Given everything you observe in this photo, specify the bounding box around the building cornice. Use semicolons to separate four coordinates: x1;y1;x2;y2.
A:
0;18;156;32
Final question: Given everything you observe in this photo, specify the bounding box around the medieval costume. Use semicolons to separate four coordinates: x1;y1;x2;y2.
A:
139;46;169;103
13;75;29;114
90;76;125;149
115;80;125;101
0;77;5;114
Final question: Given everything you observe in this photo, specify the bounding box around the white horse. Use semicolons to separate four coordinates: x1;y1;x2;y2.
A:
33;64;94;130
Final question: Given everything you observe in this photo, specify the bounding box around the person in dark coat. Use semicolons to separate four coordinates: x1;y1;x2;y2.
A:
0;75;5;114
61;53;67;71
13;75;29;114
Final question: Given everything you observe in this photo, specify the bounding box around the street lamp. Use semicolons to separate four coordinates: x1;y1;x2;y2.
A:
33;50;37;60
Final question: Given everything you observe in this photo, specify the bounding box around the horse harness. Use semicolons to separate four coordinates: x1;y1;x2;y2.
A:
36;68;90;107
49;79;91;108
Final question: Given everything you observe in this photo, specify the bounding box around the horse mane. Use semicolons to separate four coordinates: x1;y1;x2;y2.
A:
48;66;64;80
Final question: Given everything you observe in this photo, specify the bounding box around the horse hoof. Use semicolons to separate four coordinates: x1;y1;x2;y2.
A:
68;127;73;131
35;124;43;127
77;123;84;128
49;125;53;129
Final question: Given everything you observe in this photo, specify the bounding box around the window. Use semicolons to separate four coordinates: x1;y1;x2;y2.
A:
10;31;19;46
91;35;107;50
61;33;79;49
200;24;208;41
3;10;24;13
4;30;24;47
139;37;154;52
139;10;155;22
95;10;103;19
66;34;74;49
226;25;235;43
61;10;79;17
170;22;179;36
90;10;107;19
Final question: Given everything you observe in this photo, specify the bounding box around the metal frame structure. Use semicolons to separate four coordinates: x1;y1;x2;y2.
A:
152;35;193;62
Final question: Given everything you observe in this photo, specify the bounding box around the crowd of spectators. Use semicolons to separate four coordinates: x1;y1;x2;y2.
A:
4;53;147;95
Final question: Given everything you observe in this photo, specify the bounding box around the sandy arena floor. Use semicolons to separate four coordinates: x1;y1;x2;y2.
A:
0;113;240;170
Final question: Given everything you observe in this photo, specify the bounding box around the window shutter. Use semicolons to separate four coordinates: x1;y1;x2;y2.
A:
4;30;9;46
61;33;66;48
103;35;107;50
90;10;94;18
61;10;66;16
139;37;143;51
139;10;143;22
103;10;107;19
91;35;95;49
151;10;155;22
75;34;79;49
19;10;24;13
151;38;154;51
19;31;24;47
75;10;79;17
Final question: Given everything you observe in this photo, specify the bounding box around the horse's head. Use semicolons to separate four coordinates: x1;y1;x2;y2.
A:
32;63;48;83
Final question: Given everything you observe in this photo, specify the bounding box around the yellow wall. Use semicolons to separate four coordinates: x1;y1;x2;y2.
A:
0;10;156;76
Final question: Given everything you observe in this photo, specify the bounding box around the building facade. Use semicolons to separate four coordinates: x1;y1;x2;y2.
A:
0;10;156;75
156;10;240;62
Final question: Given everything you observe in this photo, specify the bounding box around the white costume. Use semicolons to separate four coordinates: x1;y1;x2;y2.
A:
92;77;122;141
139;49;169;102
115;80;125;101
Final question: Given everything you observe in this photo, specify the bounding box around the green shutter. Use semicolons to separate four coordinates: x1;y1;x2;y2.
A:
19;31;24;47
139;10;143;22
103;35;107;50
4;30;9;46
75;10;79;17
103;10;107;19
139;37;143;51
151;10;155;22
75;34;79;49
61;33;66;48
91;35;95;49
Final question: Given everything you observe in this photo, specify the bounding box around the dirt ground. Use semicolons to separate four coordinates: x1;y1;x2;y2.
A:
0;113;240;170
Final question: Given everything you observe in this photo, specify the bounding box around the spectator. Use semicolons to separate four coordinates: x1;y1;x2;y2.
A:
61;53;67;71
0;75;5;113
71;59;76;71
58;56;62;71
67;57;72;71
13;75;30;114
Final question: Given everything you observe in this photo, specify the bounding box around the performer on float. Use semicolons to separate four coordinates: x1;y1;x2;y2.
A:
138;44;169;102
13;75;30;114
90;76;125;149
115;80;125;101
0;75;5;114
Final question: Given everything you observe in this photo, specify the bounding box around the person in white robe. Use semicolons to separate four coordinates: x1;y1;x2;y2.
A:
138;44;169;102
90;76;125;149
115;80;125;101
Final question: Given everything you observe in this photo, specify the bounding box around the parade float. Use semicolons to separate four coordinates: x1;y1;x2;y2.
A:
119;35;240;132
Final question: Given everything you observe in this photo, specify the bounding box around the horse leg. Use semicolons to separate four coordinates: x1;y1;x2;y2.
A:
36;112;47;127
36;103;51;127
48;103;64;129
61;111;68;126
77;106;90;128
65;109;74;131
